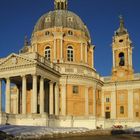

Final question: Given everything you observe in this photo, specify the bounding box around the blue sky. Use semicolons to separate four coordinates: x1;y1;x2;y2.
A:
0;0;140;76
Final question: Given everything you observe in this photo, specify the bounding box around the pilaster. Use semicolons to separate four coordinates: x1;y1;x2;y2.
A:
55;83;59;115
128;89;134;119
85;86;89;116
80;43;83;62
93;89;96;116
111;90;116;119
61;84;66;116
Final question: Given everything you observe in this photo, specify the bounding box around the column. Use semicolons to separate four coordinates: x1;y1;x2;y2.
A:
13;98;17;114
5;78;11;113
61;84;66;116
49;81;54;115
54;38;57;61
85;45;87;63
92;48;94;68
128;49;130;66
0;79;2;112
22;76;27;114
130;52;133;66
60;37;63;61
55;83;59;115
32;75;37;114
113;51;115;67
93;89;96;116
40;77;44;114
16;87;19;114
85;86;89;116
111;91;116;119
128;89;134;119
80;43;83;62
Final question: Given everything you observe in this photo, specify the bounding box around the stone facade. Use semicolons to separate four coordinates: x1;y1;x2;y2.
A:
0;0;140;129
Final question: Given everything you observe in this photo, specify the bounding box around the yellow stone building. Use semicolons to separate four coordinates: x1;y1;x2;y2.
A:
0;0;140;129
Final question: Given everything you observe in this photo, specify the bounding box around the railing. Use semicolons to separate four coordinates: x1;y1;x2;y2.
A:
20;52;60;72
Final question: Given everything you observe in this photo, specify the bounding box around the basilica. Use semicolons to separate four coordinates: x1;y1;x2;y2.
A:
0;0;140;129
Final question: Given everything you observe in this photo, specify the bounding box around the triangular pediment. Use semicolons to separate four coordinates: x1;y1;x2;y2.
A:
0;53;36;69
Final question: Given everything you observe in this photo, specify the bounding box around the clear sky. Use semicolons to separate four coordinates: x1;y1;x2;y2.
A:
0;0;140;76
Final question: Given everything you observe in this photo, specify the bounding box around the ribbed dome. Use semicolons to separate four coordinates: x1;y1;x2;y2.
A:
33;10;90;39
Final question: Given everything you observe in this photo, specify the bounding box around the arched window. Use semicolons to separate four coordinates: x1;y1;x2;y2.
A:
45;31;50;36
45;46;51;61
68;30;73;36
120;106;124;114
67;46;73;61
119;52;125;66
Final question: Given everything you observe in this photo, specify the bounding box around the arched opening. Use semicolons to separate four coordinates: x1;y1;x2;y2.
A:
45;46;51;61
58;3;60;10
119;52;125;66
120;106;124;114
67;46;73;61
68;30;73;35
61;2;64;9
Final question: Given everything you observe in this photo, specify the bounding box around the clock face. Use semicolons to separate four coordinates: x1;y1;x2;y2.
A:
12;57;18;64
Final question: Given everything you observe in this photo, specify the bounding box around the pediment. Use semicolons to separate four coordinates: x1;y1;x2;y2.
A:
0;53;36;69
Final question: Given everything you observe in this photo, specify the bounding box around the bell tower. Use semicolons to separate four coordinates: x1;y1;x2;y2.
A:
54;0;68;10
112;16;134;81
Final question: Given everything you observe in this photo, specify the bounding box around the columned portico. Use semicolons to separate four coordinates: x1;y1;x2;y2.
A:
6;78;11;114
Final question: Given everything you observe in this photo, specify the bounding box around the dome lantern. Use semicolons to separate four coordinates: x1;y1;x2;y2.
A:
115;15;128;36
54;0;68;10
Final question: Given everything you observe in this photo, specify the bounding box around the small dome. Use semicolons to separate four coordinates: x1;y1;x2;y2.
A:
115;16;128;36
33;10;90;39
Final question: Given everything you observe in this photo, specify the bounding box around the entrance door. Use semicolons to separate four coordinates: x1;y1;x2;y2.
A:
105;112;110;119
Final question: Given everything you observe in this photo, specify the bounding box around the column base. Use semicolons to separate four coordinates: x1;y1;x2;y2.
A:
59;59;64;63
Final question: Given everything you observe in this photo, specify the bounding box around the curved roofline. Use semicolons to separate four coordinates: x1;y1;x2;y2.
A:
32;10;91;39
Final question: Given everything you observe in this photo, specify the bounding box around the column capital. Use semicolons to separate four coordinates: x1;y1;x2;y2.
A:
21;74;27;78
49;80;55;84
40;76;45;80
32;74;37;77
85;85;90;89
5;77;10;80
55;82;59;86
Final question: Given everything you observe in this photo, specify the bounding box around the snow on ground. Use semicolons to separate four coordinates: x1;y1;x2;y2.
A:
0;125;89;139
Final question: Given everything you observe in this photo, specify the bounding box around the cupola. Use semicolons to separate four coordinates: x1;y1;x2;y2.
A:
54;0;68;10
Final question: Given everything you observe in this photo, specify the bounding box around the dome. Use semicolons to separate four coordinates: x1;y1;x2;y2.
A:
33;10;90;39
